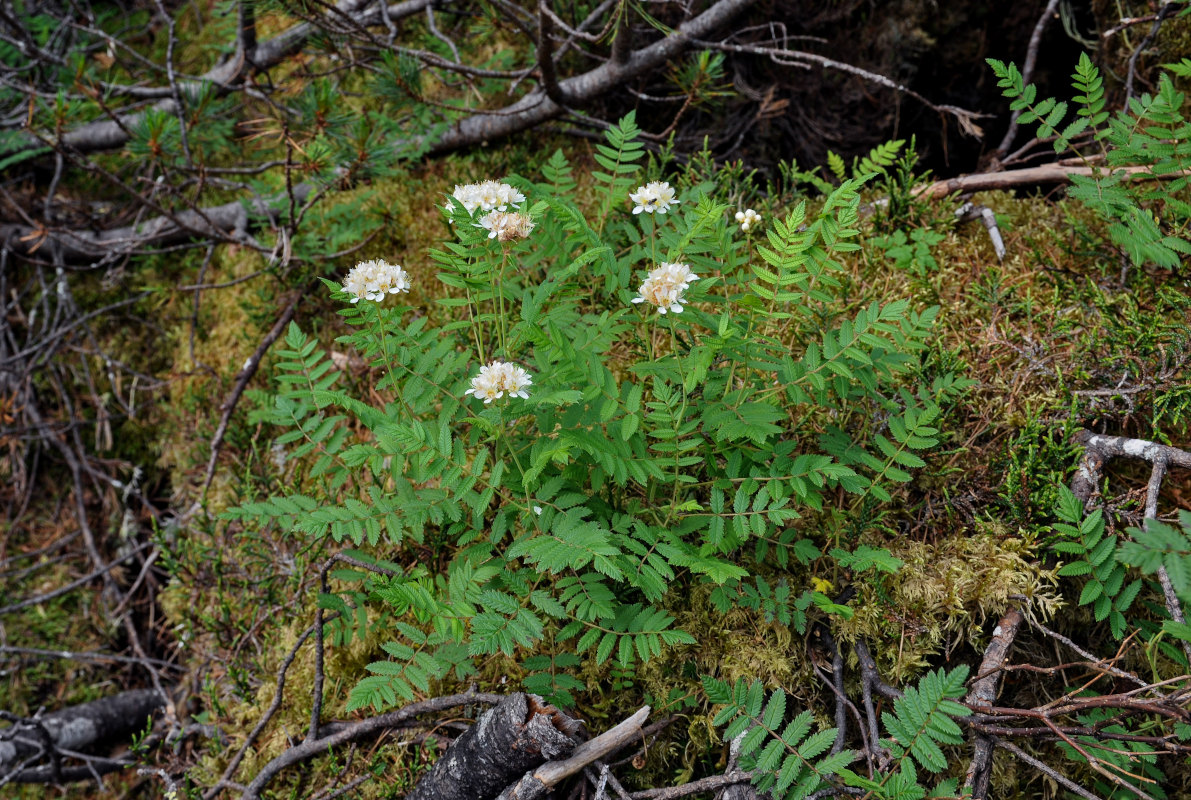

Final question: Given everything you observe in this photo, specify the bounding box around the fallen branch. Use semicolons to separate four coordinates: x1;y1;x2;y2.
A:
1;0;430;158
426;0;758;156
0;184;313;263
0;689;164;776
993;0;1061;161
201;287;307;497
1070;430;1191;664
239;689;502;800
915;163;1191;200
629;771;753;800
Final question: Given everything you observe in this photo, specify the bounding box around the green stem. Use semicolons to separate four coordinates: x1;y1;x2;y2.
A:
369;304;414;419
496;247;510;358
664;318;688;525
466;285;487;364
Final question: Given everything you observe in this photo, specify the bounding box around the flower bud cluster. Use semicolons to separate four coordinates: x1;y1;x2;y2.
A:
735;208;762;233
479;210;536;242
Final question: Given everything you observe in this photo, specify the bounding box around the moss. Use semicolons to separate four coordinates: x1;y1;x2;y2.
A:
840;531;1061;682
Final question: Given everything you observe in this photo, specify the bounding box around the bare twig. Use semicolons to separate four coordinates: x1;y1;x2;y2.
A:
993;0;1061;161
201;287;307;497
1126;2;1178;103
241;689;501;800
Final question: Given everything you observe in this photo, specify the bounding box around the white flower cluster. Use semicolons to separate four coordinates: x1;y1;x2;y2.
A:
735;208;762;233
629;181;679;215
631;261;698;314
479;210;536;242
446;180;526;215
465;360;533;403
342;259;411;303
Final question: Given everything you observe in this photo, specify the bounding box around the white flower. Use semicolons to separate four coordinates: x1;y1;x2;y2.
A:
478;211;536;242
533;506;543;515
629;181;679;215
734;208;762;233
465;360;533;403
631;261;698;314
445;180;526;215
342;259;411;303
499;363;533;399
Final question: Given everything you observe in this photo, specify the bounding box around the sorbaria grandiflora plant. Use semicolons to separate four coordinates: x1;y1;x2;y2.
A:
227;113;967;715
988;53;1191;268
704;666;970;799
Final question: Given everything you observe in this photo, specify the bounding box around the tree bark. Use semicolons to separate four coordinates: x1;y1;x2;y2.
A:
405;693;581;800
0;688;164;770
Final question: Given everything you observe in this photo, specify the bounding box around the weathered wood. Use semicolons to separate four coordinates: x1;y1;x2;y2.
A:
495;706;650;800
0;688;164;770
406;693;581;800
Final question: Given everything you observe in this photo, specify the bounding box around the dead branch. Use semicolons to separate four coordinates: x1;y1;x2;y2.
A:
993;0;1061;161
0;183;313;263
993;739;1104;800
629;772;753;800
693;37;986;139
1070;429;1191;663
1126;2;1179;102
916;163;1191;199
201;287;307;496
426;0;759;155
237;690;500;799
963;608;1025;799
0;0;431;158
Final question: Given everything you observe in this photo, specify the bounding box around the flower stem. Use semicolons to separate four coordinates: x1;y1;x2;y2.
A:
369;304;415;419
664;318;689;525
495;247;510;357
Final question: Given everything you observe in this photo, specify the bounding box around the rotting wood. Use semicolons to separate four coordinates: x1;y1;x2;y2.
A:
406;693;581;800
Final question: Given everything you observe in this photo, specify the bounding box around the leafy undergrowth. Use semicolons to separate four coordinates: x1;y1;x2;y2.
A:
153;132;1191;799
7;126;1190;798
